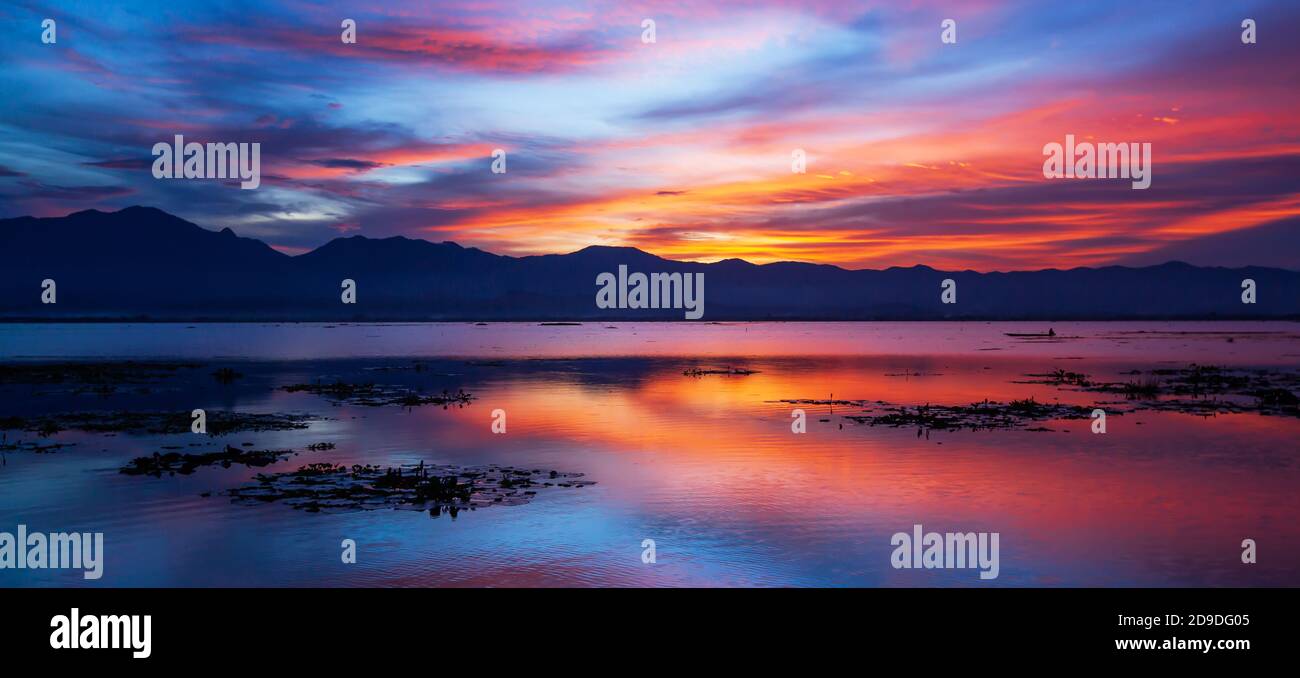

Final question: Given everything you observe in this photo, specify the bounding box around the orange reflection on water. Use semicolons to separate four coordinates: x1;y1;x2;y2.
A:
431;355;1300;585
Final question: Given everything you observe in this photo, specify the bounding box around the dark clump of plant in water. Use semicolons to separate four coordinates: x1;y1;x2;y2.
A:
1254;388;1300;417
1020;369;1092;387
1255;388;1300;406
0;432;73;455
211;367;243;384
1025;364;1300;419
0;411;314;436
683;367;758;377
121;445;296;476
223;461;594;516
282;380;473;408
1122;376;1162;398
845;397;1104;433
0;361;200;388
416;474;473;504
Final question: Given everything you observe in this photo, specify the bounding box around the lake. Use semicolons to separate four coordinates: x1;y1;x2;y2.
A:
1;321;1298;586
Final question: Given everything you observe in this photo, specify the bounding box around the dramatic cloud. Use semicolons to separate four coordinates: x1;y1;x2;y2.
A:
1;0;1296;269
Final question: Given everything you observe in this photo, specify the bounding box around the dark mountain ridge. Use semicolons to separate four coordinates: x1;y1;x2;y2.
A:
1;206;1296;321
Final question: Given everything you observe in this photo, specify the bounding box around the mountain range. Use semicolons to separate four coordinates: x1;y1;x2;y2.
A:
1;206;1297;321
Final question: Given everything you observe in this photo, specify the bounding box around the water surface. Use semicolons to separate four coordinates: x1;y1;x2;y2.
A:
1;322;1297;587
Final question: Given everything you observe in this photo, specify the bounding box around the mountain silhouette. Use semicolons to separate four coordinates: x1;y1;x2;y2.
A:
2;206;1297;321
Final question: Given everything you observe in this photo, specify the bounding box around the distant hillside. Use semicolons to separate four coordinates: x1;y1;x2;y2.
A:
1;206;1297;321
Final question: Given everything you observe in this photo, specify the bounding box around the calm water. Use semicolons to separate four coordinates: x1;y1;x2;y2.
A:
1;321;1298;587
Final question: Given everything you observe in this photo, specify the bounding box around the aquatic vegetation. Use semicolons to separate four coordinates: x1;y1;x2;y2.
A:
777;398;873;407
120;445;298;476
211;367;243;384
1135;398;1246;418
1120;376;1163;398
845;398;1104;432
1255;388;1300;406
0;361;201;395
281;381;473;408
0;410;314;436
683;367;759;377
1026;364;1300;418
0;432;73;454
1254;388;1300;417
224;461;594;515
363;362;429;372
1018;369;1091;387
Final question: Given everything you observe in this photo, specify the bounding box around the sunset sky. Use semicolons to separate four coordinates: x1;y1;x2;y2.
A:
1;0;1298;270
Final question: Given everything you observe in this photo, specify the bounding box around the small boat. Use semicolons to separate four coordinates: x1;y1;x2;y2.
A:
1004;328;1056;338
